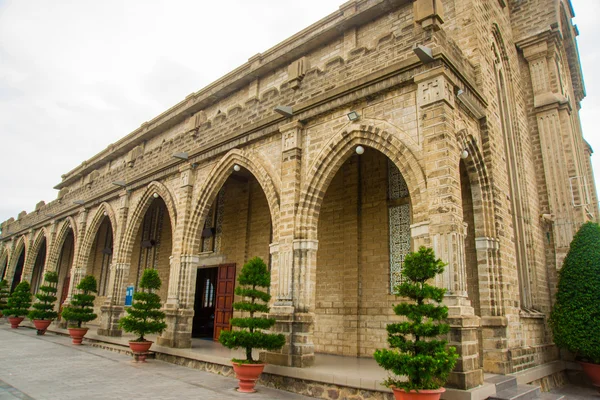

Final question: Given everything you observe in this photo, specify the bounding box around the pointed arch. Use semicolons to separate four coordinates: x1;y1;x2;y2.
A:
8;235;27;274
183;148;281;254
79;202;117;270
456;129;496;239
0;245;9;280
8;235;27;290
120;181;177;264
47;216;78;273
296;120;427;240
23;227;50;281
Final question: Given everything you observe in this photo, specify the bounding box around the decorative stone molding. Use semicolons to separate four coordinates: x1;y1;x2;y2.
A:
415;67;455;109
287;57;309;90
280;121;303;153
413;0;444;30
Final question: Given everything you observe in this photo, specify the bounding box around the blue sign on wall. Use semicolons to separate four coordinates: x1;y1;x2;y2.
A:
125;285;134;306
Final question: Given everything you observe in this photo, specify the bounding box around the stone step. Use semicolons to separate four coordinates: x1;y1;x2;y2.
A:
87;340;156;359
485;375;518;392
488;384;540;400
537;393;565;400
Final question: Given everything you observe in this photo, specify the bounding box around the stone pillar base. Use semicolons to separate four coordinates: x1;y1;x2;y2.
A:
447;312;483;390
97;305;124;337
260;307;315;367
157;308;193;348
481;316;510;374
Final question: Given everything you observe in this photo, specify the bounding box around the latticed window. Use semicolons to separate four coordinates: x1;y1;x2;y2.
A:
388;159;411;293
201;188;225;253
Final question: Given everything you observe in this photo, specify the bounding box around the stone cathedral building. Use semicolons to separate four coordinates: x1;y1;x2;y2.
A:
0;0;597;395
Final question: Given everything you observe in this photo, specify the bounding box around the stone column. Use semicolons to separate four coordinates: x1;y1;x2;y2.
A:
474;236;511;373
64;208;89;304
21;229;36;284
3;237;17;285
415;67;483;389
98;192;129;337
521;38;584;267
157;164;196;348
261;121;315;367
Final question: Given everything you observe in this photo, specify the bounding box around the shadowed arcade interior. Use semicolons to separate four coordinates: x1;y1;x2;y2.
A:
192;170;272;341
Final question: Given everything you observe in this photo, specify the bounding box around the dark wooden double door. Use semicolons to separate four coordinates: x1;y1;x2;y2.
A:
192;264;235;341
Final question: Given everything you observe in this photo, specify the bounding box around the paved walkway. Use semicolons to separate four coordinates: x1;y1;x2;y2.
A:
0;324;314;400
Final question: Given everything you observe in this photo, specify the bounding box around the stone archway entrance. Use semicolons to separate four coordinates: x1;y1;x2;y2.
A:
10;249;25;292
85;216;114;315
314;148;412;357
128;197;172;302
191;170;272;342
31;238;47;294
56;230;75;314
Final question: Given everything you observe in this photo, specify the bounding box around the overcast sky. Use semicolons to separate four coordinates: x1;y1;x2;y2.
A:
0;0;598;223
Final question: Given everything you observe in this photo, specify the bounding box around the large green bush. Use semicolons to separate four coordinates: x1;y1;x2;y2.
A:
3;281;32;318
374;247;458;391
550;222;600;364
29;271;59;321
218;257;285;363
119;269;167;342
61;276;97;328
0;280;9;312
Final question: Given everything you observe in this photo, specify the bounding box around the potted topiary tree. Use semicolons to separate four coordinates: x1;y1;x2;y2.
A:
374;247;458;400
218;257;285;393
550;222;600;390
28;271;59;335
3;281;32;329
119;268;167;361
61;275;97;345
0;279;9;317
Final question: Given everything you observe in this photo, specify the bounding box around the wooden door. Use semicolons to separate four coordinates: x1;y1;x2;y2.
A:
213;263;236;341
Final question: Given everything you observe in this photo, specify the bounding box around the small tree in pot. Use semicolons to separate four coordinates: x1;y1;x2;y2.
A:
374;247;458;400
61;275;97;345
218;257;285;393
0;280;9;317
3;281;32;329
28;271;59;335
119;268;167;361
550;222;600;390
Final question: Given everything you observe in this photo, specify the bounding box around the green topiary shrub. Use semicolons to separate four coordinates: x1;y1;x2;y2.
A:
374;246;458;391
550;221;600;364
119;269;167;342
61;275;97;328
29;271;59;321
3;281;32;318
0;279;9;313
218;257;285;363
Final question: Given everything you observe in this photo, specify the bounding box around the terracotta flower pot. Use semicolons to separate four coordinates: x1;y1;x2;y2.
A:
391;387;446;400
33;319;53;335
129;341;153;362
580;361;600;391
232;362;265;393
67;327;89;345
8;316;24;329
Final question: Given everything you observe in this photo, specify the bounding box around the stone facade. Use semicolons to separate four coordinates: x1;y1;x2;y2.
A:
0;0;597;391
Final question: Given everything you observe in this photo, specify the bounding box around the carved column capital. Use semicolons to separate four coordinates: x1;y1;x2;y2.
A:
280;121;303;153
414;67;456;109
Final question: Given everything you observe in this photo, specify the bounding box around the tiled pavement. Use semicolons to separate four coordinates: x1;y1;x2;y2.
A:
1;322;598;400
0;324;314;400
